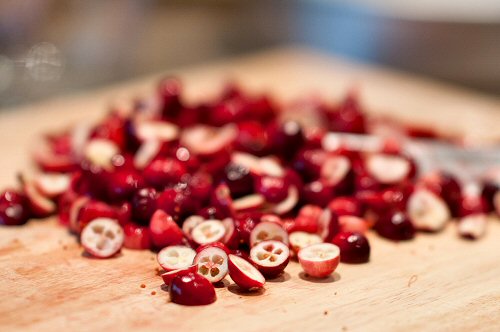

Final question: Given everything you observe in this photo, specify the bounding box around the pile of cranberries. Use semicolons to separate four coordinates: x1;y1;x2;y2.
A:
1;77;497;306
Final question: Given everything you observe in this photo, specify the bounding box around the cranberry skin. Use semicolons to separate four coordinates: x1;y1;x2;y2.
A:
332;232;370;263
481;182;499;212
123;222;152;250
328;93;366;134
221;163;254;197
290;205;322;233
169;272;216;306
115;202;132;226
92;114;126;149
423;172;462;217
173;146;201;172
210;98;248;126
157;187;197;222
131;187;158;224
234;212;263;246
106;170;144;202
77;200;118;232
0;190;30;226
375;210;415;241
196;241;230;255
328;197;362;217
292;149;328;182
302;180;334;207
144;158;187;189
57;189;79;226
230;249;252;263
197;206;228;220
266;120;305;160
187;172;213;203
254;176;290;204
158;77;182;119
234;121;268;156
80;160;109;200
458;195;488;218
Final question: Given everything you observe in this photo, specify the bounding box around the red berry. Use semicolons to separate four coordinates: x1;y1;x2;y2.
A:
332;231;370;263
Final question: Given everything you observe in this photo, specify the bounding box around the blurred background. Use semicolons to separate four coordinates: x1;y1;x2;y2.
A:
0;0;498;108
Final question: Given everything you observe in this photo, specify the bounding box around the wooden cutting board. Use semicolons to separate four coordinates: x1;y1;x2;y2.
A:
0;47;499;332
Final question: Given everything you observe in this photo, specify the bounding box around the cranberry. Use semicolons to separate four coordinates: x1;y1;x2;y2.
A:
131;187;158;224
77;200;117;232
115;202;132;226
123;222;152;250
91;114;126;149
0;190;30;226
332;231;370;263
328;92;366;134
327;197;362;217
210;183;234;217
210;98;248;126
221;163;254;197
234;121;268;156
266;120;305;159
144;158;187;189
172;146;200;172
106;170;144;202
421;172;462;217
289;205;322;233
169;272;216;306
111;153;135;171
481;181;499;212
458;195;488;218
254;176;290;204
230;249;252;263
293;149;328;182
197;206;227;220
187;172;213;203
234;212;263;246
158;77;182;119
246;95;276;123
157;186;197;221
375;210;415;241
302;180;334;207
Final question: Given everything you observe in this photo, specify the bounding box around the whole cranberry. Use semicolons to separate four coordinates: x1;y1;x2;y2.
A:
292;148;328;182
123;222;153;250
245;95;276;123
302;180;334;207
266;120;305;160
254;176;290;204
221;163;254;197
80;160;109;200
197;206;227;220
328;197;363;217
0;190;30;226
481;181;499;212
173;146;200;172
332;231;370;263
115;202;132;226
77;200;117;232
234;121;268;156
290;205;322;233
234;212;263;246
157;187;197;222
210;98;248;126
144;158;187;189
106;170;144;202
458;195;488;218
328;93;366;134
91;114;126;150
158;77;182;119
375;210;415;241
132;187;158;224
187;172;213;203
169;272;216;306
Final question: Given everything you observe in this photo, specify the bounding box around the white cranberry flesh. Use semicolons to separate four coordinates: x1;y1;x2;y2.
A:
193;246;228;283
298;243;340;278
81;218;124;258
157;245;197;271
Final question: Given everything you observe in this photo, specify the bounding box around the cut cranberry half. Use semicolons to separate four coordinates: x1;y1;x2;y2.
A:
123;222;152;250
181;124;237;157
407;188;450;232
169;272;217;306
365;153;410;185
157;245;197;271
338;215;369;234
232;194;265;212
34;173;71;198
320;155;351;187
191;219;226;245
193;246;228;283
134;120;179;142
182;215;204;240
271;186;299;215
24;181;56;218
457;213;487;240
298;243;340;278
161;264;198;286
289;231;322;256
250;221;289;247
149;210;184;248
80;218;124;258
332;231;370;263
228;254;266;290
83;139;120;170
250;240;290;278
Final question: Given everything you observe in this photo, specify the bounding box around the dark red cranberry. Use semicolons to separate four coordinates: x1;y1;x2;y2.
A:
221;163;254;197
327;197;363;217
332;231;370;263
187;172;213;203
289;205;322;233
0;190;30;226
458;195;488;218
234;212;263;246
80;160;109;200
77;200;117;232
245;95;276;123
303;127;326;149
284;168;304;190
131;187;158;224
210;183;234;217
106;170;144;202
157;186;197;222
169;272;216;306
354;171;380;192
292;148;328;182
234;121;268;156
144;158;187;189
111;153;135;171
123;222;152;250
302;180;334;207
266;120;305;160
328;92;366;134
91;113;126;149
375;210;415;241
57;189;79;226
199;149;231;179
254;176;290;204
422;172;462;217
115;202;132;226
158;77;182;119
210;98;249;126
481;181;499;212
197;206;227;220
172;146;200;172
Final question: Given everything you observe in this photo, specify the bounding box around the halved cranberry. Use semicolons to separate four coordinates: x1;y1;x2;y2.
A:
250;240;290;278
77;200;117;233
157;186;197;221
288;205;323;234
332;231;370;263
187;172;213;203
375;210;415;241
131;187;158;224
458;194;488;218
234;121;268;156
328;92;366;134
421;171;462;217
210;183;234;217
149;210;184;249
210;97;249;126
123;222;152;250
327;197;363;217
169;272;216;306
292;148;328;182
234;212;263;246
143;158;187;189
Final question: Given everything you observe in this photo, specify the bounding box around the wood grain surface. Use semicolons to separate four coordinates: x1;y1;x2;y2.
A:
0;47;499;332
